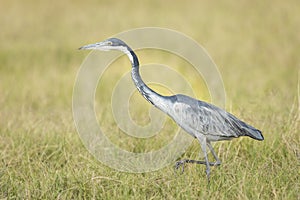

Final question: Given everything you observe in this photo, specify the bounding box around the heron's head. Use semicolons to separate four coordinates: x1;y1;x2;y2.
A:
79;38;129;52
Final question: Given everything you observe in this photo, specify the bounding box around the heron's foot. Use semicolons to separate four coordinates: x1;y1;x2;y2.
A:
174;159;188;173
175;159;205;173
174;159;206;174
174;159;221;173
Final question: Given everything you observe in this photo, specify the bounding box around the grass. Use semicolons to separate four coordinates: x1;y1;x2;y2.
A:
0;0;299;199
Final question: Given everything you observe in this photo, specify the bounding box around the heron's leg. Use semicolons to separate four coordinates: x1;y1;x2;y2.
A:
174;140;219;177
207;141;221;166
196;136;210;181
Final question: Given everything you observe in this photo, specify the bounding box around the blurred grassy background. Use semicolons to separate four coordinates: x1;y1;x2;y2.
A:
0;0;299;199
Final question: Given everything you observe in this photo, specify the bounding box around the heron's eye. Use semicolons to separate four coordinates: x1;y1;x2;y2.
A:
107;41;113;46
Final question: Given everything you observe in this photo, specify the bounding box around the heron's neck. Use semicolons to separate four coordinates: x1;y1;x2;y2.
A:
123;49;168;110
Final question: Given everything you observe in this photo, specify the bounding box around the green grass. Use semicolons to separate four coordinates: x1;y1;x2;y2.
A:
1;0;299;199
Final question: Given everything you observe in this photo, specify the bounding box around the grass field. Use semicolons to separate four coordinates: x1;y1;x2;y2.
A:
1;0;299;199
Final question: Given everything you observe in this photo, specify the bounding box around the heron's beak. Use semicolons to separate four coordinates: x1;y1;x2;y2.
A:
78;41;111;51
78;43;99;50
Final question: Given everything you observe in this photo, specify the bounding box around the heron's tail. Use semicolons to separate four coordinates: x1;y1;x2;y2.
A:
228;114;264;141
244;128;264;141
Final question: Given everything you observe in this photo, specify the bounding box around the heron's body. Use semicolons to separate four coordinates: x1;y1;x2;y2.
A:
166;94;263;141
79;38;264;181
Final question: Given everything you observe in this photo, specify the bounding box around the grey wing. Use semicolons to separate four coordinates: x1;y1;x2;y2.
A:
194;103;240;139
171;97;241;140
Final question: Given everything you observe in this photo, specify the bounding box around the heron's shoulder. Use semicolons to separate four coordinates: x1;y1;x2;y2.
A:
171;94;198;103
171;94;221;111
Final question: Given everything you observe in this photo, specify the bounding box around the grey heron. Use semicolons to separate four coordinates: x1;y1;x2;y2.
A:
79;38;264;181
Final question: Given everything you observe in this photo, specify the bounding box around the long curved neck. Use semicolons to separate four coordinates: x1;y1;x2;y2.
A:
122;47;168;110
